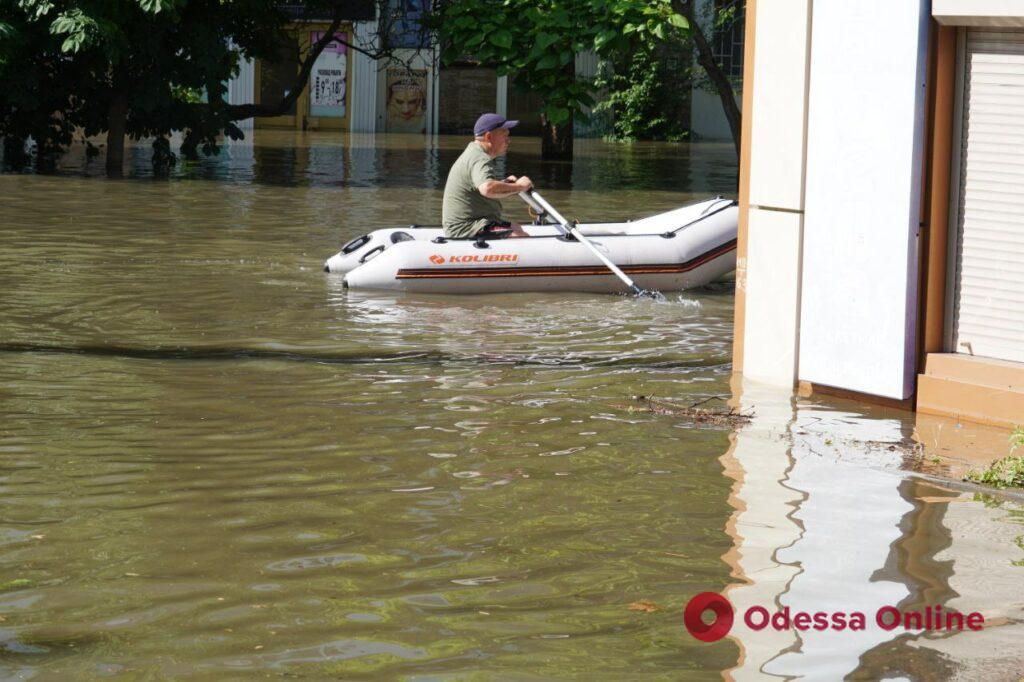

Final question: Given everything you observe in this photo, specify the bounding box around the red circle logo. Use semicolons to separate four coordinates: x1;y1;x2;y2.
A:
684;592;734;642
429;254;445;264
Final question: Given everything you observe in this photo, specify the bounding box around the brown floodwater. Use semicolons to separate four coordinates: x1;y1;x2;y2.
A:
1;132;1022;679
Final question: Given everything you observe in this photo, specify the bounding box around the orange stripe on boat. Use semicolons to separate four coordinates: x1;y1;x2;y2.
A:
396;239;737;280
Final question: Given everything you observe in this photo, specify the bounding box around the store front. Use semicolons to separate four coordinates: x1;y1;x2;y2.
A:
255;25;353;131
946;28;1024;365
917;19;1024;428
734;1;1024;429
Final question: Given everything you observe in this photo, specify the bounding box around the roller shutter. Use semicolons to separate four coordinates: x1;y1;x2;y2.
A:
951;29;1024;363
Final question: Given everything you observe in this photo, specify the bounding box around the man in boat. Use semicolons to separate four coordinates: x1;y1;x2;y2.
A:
442;113;533;239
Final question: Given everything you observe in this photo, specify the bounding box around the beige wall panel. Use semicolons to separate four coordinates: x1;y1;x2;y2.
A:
747;0;812;211
742;208;804;386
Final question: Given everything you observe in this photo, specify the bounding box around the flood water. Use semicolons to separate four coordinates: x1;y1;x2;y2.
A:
1;132;1022;679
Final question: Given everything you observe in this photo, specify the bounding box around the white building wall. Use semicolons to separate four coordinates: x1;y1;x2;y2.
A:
740;0;812;387
798;1;929;399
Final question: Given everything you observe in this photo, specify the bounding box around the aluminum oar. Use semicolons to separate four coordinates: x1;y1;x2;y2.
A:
520;189;661;299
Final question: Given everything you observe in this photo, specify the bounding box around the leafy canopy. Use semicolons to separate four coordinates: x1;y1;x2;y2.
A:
435;0;689;127
1;0;289;163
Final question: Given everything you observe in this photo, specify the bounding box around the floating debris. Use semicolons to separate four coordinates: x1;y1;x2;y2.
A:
618;395;753;427
0;579;33;592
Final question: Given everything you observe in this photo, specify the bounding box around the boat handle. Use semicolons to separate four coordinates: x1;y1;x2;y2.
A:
359;245;386;263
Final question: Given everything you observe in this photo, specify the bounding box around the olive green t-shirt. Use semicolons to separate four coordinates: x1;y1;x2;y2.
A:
441;142;504;238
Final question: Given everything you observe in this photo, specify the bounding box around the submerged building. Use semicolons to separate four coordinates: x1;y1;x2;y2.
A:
223;2;602;137
225;3;737;139
734;0;1024;429
225;3;437;135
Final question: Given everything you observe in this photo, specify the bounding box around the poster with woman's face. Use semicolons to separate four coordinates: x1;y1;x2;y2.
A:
310;32;347;118
386;68;427;133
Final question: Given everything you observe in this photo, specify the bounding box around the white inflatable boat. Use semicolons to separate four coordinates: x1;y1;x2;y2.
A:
324;192;738;295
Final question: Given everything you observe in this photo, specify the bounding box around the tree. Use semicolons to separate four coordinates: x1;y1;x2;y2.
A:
591;41;691;142
433;0;690;160
2;0;272;173
592;0;742;152
0;0;419;175
675;0;741;156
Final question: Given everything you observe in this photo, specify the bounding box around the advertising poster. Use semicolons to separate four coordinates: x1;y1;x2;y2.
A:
310;31;347;118
386;67;428;133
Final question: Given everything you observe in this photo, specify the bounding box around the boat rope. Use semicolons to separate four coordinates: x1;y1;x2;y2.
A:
663;198;737;237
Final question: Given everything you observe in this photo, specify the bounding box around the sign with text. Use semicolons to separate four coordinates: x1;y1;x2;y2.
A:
310;32;347;118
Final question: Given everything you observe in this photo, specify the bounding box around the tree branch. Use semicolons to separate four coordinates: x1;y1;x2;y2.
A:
211;0;439;122
225;15;343;120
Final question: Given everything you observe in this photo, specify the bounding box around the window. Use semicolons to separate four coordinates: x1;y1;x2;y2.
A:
712;0;745;81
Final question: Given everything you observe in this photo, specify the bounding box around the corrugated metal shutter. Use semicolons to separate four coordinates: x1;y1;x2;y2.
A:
952;29;1024;363
349;20;379;133
227;57;255;130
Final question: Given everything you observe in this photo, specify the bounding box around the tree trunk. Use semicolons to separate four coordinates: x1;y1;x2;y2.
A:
106;91;129;177
540;113;573;160
539;60;576;161
677;0;742;157
2;136;29;169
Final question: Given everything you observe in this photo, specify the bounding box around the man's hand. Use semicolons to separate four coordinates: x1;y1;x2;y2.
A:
505;175;518;182
514;176;533;191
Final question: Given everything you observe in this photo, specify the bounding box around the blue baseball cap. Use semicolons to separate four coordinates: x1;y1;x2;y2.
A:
473;113;519;137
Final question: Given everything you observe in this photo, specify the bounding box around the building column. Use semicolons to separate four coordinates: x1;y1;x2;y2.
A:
734;0;813;387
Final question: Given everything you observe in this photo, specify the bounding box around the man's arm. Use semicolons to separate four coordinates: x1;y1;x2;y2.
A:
478;175;533;199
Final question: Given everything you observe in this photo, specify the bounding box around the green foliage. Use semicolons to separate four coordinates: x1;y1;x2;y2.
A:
592;45;688;142
435;0;689;130
966;430;1024;489
713;2;739;30
663;10;731;95
963;426;1024;489
0;578;33;592
0;0;290;167
1012;425;1024;453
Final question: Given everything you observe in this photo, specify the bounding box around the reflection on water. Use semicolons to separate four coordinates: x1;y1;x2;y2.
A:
723;381;1024;680
1;133;1021;678
44;131;740;199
